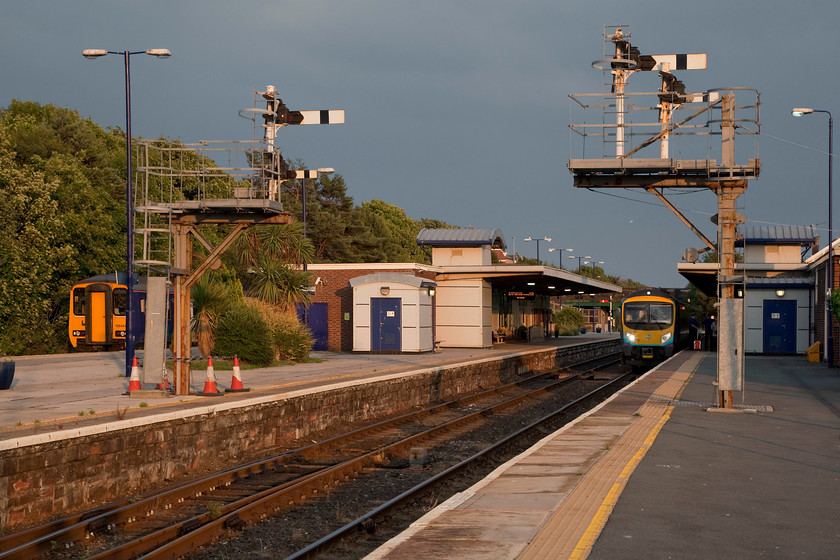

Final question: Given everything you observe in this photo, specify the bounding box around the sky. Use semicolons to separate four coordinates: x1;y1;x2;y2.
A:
2;1;839;288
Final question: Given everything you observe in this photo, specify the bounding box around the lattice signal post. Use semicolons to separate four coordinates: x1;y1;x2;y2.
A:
138;86;344;396
568;27;760;408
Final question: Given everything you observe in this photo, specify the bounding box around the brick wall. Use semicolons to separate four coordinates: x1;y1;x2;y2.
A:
307;266;437;351
813;255;839;362
0;339;618;529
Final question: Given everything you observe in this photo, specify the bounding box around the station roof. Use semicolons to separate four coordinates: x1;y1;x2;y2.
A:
435;264;622;296
737;225;817;246
677;262;811;297
417;228;506;250
679;224;819;296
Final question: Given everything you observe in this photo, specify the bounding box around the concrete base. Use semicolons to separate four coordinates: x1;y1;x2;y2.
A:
129;389;170;399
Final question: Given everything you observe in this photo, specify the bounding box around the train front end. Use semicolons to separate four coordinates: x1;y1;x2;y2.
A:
620;290;677;367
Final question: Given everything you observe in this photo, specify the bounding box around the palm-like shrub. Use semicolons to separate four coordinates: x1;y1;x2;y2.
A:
213;302;274;367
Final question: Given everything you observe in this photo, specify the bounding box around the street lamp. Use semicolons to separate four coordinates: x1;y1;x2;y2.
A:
524;236;551;262
548;247;573;268
793;107;834;367
295;168;334;270
569;254;591;273
83;48;171;377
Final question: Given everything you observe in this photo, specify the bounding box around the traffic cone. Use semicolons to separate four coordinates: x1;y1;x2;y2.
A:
197;357;223;397
126;357;142;394
226;355;250;393
155;371;171;391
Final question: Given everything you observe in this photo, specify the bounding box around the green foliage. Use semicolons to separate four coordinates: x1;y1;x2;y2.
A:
248;298;314;361
553;307;586;335
213;303;274;367
361;200;432;263
247;255;312;312
191;273;236;357
685;282;717;318
831;290;840;327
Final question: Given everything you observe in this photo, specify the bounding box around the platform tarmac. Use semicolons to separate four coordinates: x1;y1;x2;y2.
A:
0;334;615;437
366;351;840;559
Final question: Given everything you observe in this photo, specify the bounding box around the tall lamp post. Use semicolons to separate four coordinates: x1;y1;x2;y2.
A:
83;48;171;377
524;236;551;262
295;168;334;270
793;107;834;367
548;247;573;268
569;254;591;273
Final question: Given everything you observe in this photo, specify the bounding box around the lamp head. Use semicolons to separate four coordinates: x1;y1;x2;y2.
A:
317;168;335;174
82;49;108;59
792;107;814;117
145;49;172;58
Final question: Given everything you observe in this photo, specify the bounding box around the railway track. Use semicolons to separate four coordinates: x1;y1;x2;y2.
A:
0;352;625;560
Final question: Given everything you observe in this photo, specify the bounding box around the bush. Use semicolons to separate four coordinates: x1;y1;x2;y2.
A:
213;303;274;367
248;298;313;362
553;307;585;336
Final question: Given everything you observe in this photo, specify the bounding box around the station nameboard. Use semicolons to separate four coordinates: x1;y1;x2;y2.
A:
507;291;535;300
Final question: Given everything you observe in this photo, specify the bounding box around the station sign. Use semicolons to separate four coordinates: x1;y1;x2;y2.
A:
507;291;536;300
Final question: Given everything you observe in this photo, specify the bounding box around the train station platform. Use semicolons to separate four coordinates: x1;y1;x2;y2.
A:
0;335;622;530
366;351;840;559
0;334;616;433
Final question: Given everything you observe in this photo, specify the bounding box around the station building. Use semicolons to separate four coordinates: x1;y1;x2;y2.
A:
678;225;824;356
300;228;622;353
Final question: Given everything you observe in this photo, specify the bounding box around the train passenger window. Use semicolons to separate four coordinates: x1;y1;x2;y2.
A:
113;288;127;316
73;288;85;315
624;303;673;329
649;304;673;327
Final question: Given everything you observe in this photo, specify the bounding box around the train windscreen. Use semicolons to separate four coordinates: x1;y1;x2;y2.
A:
623;302;673;330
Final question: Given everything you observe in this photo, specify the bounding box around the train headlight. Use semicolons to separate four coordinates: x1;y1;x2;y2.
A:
661;332;672;344
625;332;636;343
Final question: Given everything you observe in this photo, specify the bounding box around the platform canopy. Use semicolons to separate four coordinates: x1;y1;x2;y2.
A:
435;264;621;297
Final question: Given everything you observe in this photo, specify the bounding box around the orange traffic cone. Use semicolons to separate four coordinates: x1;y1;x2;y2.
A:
226;355;250;393
155;372;171;391
126;357;142;394
197;357;223;397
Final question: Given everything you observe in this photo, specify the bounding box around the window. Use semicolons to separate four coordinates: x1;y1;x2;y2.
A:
113;288;127;316
73;288;85;316
623;302;673;329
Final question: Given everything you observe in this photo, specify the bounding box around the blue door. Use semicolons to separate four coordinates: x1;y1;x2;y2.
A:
296;303;328;351
371;297;401;351
763;299;796;354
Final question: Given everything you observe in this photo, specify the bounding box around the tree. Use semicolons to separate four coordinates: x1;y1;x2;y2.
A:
190;274;235;357
247;254;312;312
0;101;128;353
360;199;432;263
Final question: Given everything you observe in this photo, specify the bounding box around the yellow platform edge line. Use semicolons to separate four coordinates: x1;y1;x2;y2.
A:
567;355;699;560
568;405;674;560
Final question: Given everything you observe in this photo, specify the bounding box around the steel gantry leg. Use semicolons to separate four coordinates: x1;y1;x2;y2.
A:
172;222;250;396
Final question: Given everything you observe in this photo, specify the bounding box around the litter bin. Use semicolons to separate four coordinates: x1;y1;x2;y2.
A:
806;342;821;363
0;361;14;390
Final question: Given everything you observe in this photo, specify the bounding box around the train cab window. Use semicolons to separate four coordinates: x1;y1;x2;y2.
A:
648;304;673;327
624;303;673;329
112;288;127;316
72;288;85;315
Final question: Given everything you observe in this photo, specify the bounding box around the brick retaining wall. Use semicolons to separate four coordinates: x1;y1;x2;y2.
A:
0;340;618;529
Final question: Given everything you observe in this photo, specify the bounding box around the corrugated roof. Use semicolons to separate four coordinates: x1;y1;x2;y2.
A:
745;275;813;287
416;228;506;249
739;225;816;245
